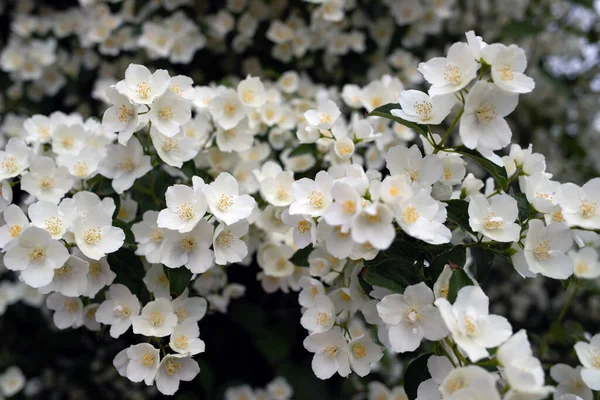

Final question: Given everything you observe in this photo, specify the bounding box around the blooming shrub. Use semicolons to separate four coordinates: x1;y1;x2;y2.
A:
1;0;600;399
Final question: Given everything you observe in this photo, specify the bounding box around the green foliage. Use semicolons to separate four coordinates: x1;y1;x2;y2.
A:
515;192;532;221
444;199;474;235
403;353;432;400
107;248;146;298
167;267;193;297
364;243;423;293
469;246;495;282
447;269;473;303
428;246;466;282
289;143;318;157
291;244;313;267
453;146;509;191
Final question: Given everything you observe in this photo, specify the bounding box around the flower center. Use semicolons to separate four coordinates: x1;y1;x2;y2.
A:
218;230;234;248
114;302;131;317
580;200;597;219
163;138;177;152
534;240;550;260
476;104;497;124
159;107;174;121
45;217;63;237
55;264;72;278
64;299;79;313
175;335;189;349
84;228;102;245
40;176;55;190
414;101;433;120
119;158;135;171
117;104;133;122
73;161;89;177
444;64;463;85
179;236;196;252
136;82;152;100
28;247;46;263
216;194;234;211
149;311;164;327
341;200;356;215
164;359;182;376
324;345;339;359
1;156;18;173
308;190;325;208
141;353;155;367
497;65;514;81
404;168;419;182
150;229;164;242
352;343;367;359
401;206;419;224
8;225;21;238
483;213;503;230
175;308;187;322
176;203;194;220
89;262;101;277
297;220;311;234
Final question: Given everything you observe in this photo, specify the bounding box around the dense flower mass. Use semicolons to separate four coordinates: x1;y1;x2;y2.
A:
1;0;600;398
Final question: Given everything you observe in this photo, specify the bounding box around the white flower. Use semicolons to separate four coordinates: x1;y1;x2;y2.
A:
225;385;256;400
351;203;396;250
395;190;452;245
377;282;448;353
418;42;479;96
281;210;317;249
303;327;351;380
304;100;341;130
481;43;535;94
24;114;54;144
98;139;152;194
301;294;336;333
459;81;518;154
391;90;455;125
289;171;334;217
0;366;25;397
102;86;140;145
169;320;206;355
73;205;124;260
148;92;191;137
150;126;201;168
172;290;208;324
213;220;249;265
161;220;214;273
323;181;362;231
551;364;593;400
0;204;30;250
28;199;76;240
259;170;295;207
468;194;520;242
0;180;13;212
517;220;573;279
574;334;600;390
209;88;246;130
155;354;200;396
143;264;171;299
78;252;116;298
570;247;600;279
385;145;443;187
524;173;560;214
267;377;294;400
439;366;500;400
132;210;166;263
203;172;256;225
379;174;414;205
298;277;326;308
556;179;600;229
0;138;32;181
415;355;454;400
46;292;83;329
96;284;140;338
38;255;89;297
259;244;295;278
132;297;178;337
435;285;512;362
238;75;267;108
4;226;70;288
123;343;160;385
20;156;74;203
115;64;170;105
347;335;383;377
157;181;208;233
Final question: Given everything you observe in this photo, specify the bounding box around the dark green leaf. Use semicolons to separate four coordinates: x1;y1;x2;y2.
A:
107;248;145;298
167;267;193;297
444;199;474;235
289;143;317;157
181;160;197;180
365;252;422;293
291;244;313;267
112;219;135;245
369;103;427;136
428;246;466;282
447;269;473;303
470;246;495;282
404;353;432;400
515;193;531;221
453;146;509;190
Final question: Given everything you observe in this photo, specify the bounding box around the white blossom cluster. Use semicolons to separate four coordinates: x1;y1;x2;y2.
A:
0;0;600;399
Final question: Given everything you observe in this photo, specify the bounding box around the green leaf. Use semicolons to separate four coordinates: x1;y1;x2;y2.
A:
501;21;544;39
515;192;531;221
112;219;135;245
365;252;422;293
290;244;313;267
447;269;473;303
453;146;509;190
470;246;495;282
369;103;427;136
428;246;466;282
181;160;197;180
404;353;432;400
107;248;146;298
289;143;317;157
444;199;474;235
167;267;193;297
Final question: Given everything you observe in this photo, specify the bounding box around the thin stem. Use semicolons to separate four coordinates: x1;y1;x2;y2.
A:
434;108;464;154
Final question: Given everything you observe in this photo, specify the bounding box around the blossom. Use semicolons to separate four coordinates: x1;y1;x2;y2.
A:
28;199;76;240
203;172;256;225
556;179;600;229
132;298;178;337
46;292;83;329
570;247;600;279
171;290;208;324
0;204;30;250
385;145;443;187
304;100;341;130
551;364;593;400
0;366;25;397
439;366;500;400
102;86;140;145
148;92;192;137
481;43;535;93
395;189;452;245
468;193;520;242
301;294;336;333
351;203;396;250
20;156;74;203
132;210;166;263
161;220;214;273
418;42;478;96
289;171;334;217
73;205;125;260
150;126;201;168
169;320;206;355
38;254;89;297
98;139;152;194
303;327;351;379
115;63;170;104
96;284;140;338
237;75;267;108
459;81;518;153
213;220;249;265
123;343;160;385
517;220;573;279
347;335;383;377
158;180;208;233
574;334;600;390
4;226;70;288
0;138;32;181
435;285;512;362
209;88;246;130
155;354;200;395
391;90;455;125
